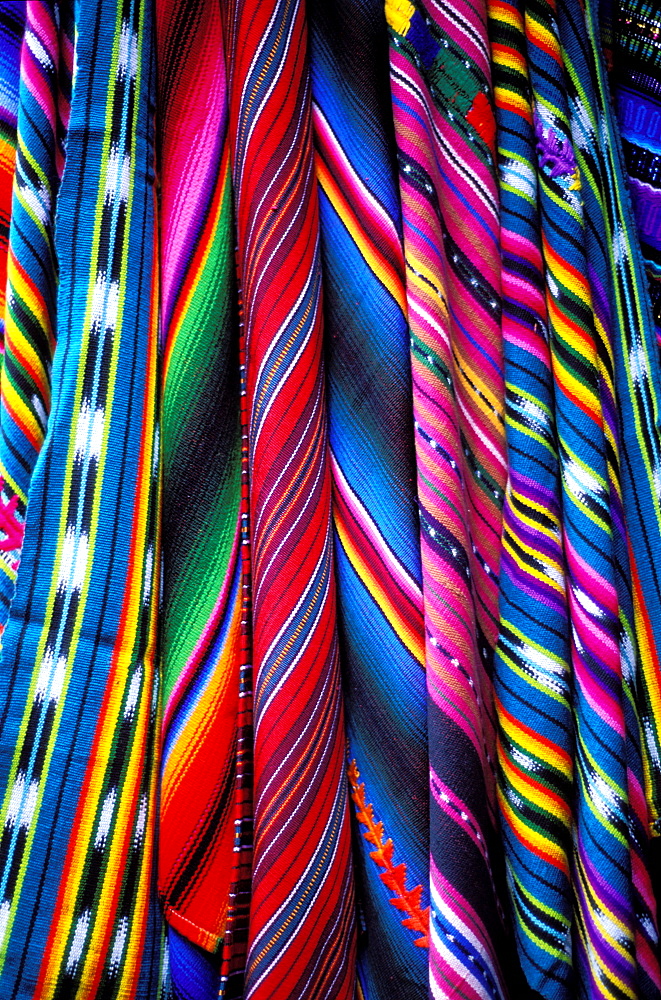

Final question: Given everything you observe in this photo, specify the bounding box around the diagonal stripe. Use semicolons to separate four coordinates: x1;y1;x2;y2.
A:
224;0;357;997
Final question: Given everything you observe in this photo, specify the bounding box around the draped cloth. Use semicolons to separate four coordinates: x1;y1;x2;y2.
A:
156;0;252;996
0;1;659;999
0;1;24;347
385;2;520;998
491;0;661;994
611;0;661;343
489;0;576;990
0;1;165;996
223;1;357;998
309;4;429;998
0;0;63;625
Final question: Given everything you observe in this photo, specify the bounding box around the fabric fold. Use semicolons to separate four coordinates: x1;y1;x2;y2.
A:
0;0;68;628
156;2;251;995
385;1;518;997
223;0;357;997
309;2;429;997
0;0;166;994
0;1;24;345
489;0;575;990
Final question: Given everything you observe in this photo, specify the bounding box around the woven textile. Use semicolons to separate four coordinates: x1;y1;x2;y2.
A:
612;0;661;342
0;0;659;998
223;0;357;997
0;2;24;346
563;0;661;846
0;0;165;995
385;1;519;997
489;0;575;989
310;3;428;998
0;0;65;628
156;1;251;995
490;0;661;991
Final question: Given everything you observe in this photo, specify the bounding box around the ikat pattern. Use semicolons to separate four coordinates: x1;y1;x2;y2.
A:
0;0;165;995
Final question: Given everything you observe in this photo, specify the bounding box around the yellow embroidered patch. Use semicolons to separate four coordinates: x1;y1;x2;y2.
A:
384;0;416;36
568;168;582;191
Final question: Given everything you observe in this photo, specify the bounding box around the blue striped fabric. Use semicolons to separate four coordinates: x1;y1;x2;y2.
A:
309;3;429;997
0;0;166;994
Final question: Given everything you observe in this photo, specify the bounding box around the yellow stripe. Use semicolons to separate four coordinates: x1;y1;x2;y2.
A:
1;377;43;447
6;252;50;335
335;514;424;666
406;256;447;317
456;356;505;428
492;50;527;74
499;784;569;865
80;98;158;1000
501;532;564;594
525;16;559;58
574;859;636;996
494;86;530;115
507;485;563;545
119;694;160;996
499;705;571;774
120;272;162;996
316;159;407;315
28;3;141;985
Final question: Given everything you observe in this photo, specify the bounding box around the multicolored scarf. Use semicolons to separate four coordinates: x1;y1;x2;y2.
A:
0;0;165;996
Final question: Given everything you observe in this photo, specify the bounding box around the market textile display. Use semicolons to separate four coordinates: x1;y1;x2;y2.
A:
0;0;660;998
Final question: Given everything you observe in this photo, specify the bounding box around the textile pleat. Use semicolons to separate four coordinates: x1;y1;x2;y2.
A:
489;0;575;991
0;0;67;628
561;0;661;984
385;0;518;997
0;0;657;998
491;0;661;991
611;0;661;343
309;3;429;998
0;0;165;995
0;1;24;346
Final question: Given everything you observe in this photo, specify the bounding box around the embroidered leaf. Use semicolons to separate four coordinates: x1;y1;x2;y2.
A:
348;759;429;950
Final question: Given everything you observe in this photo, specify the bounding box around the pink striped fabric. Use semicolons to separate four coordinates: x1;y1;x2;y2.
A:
386;0;513;996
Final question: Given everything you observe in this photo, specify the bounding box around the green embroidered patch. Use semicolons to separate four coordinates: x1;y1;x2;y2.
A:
428;39;477;119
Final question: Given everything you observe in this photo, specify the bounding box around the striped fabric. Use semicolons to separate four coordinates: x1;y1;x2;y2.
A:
385;1;518;997
490;0;661;991
612;0;661;344
531;2;661;994
0;0;66;629
156;1;251;996
309;3;429;997
610;32;661;866
606;0;661;836
223;0;357;997
0;2;24;345
0;0;661;997
561;0;661;985
489;0;575;991
0;0;166;994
